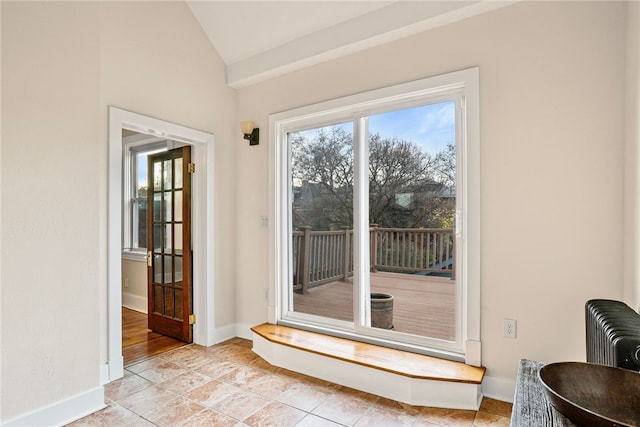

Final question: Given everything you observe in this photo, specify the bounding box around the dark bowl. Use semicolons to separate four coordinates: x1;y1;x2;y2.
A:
539;362;640;427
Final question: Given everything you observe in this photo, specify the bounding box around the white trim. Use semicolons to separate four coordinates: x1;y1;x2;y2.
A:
462;68;482;352
269;68;480;360
122;292;147;314
121;249;146;262
107;107;216;384
0;387;104;427
481;376;516;404
99;364;110;386
226;1;516;88
252;332;482;409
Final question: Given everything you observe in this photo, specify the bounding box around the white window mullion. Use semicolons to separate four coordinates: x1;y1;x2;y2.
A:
353;116;370;328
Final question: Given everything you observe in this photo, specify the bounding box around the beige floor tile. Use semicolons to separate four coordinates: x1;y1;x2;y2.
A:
178;408;238;427
250;357;279;371
194;359;242;380
104;370;153;401
117;384;179;416
137;360;188;383
128;355;174;374
209;345;261;364
336;386;381;406
245;371;297;399
296;413;345;426
478;398;513;418
162;345;217;370
419;406;476;427
472;411;511;427
211;389;271;421
158;370;213;394
243;400;307;426
74;338;516;427
311;392;372;426
66;402;154;426
143;396;207;427
185;379;242;408
372;397;422;416
354;406;416;426
277;382;333;412
217;364;270;387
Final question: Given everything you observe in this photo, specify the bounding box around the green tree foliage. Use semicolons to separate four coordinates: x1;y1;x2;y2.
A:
291;126;455;230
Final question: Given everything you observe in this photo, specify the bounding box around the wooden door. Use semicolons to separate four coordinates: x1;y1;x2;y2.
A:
147;146;193;343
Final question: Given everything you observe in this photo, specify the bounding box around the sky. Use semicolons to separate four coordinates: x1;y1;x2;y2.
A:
295;100;456;156
137;148;167;190
369;101;456;155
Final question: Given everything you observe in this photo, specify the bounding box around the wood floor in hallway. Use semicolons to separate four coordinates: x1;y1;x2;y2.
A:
122;307;187;366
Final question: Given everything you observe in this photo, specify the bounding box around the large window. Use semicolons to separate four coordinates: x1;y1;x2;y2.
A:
270;69;480;362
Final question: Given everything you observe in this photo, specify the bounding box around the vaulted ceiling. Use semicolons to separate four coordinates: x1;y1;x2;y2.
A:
185;1;516;88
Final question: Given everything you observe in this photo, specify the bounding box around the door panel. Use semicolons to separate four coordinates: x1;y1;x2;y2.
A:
147;146;192;343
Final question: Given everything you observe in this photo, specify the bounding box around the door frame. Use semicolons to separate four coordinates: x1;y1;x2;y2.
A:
106;107;215;382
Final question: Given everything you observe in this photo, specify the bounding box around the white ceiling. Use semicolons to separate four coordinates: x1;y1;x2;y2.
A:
185;1;516;88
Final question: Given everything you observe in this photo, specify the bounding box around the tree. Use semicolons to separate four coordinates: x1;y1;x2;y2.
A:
291;126;455;230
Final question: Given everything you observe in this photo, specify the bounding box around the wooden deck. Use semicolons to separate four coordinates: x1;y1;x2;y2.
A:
293;271;456;341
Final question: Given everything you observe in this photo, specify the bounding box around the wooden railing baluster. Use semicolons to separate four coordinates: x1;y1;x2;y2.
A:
292;226;454;291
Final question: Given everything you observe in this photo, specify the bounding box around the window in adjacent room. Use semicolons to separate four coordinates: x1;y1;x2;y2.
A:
122;132;168;259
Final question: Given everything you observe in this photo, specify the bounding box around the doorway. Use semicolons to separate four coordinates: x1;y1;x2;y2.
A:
121;139;193;365
106;107;215;383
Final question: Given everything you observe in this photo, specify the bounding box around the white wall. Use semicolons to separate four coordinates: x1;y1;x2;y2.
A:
98;0;238;366
624;1;640;311
122;259;147;313
235;0;629;386
1;2;102;420
1;1;237;422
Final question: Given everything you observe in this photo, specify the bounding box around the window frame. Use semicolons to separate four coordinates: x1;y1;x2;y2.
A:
269;68;480;364
122;134;168;261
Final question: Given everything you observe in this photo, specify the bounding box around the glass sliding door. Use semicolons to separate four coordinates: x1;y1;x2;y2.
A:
365;101;458;343
287;123;355;325
284;103;459;343
274;68;479;360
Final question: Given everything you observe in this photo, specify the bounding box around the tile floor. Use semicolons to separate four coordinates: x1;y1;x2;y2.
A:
70;338;512;427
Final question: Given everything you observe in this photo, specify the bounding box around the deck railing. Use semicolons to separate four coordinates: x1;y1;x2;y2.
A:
292;225;454;293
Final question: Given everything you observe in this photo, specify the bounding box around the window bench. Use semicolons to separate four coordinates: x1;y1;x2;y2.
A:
251;323;485;410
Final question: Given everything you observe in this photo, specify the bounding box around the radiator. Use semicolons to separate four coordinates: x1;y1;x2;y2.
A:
585;299;640;371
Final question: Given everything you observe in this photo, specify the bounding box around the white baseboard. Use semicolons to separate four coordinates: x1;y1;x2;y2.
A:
214;323;238;344
122;292;147;314
234;323;255;341
481;375;516;403
1;386;104;427
100;364;110;386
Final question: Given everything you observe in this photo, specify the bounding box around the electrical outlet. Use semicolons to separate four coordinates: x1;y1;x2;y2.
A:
504;318;517;338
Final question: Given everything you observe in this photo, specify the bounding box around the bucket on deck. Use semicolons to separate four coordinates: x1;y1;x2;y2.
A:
370;293;394;330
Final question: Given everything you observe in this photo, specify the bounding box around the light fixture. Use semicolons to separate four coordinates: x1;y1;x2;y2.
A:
240;120;259;146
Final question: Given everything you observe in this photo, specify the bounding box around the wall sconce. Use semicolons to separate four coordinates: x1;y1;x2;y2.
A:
240;121;259;146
